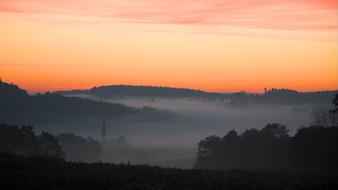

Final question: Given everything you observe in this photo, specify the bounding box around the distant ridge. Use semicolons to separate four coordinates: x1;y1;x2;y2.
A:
58;85;338;105
58;85;218;98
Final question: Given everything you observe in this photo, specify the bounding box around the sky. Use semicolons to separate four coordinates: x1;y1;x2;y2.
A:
0;0;337;93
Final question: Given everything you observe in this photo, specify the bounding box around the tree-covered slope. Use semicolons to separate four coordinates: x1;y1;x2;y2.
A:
59;85;337;105
0;81;177;125
59;85;216;98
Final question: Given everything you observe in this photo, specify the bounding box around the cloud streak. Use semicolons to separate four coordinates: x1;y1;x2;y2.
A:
0;0;336;31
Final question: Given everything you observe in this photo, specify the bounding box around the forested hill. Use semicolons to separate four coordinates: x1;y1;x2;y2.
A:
59;85;337;105
226;89;338;105
0;81;176;126
59;85;217;98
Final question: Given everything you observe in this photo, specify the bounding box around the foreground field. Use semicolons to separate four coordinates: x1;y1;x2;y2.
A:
0;153;337;190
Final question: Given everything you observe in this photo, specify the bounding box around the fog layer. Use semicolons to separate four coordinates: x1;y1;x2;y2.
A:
59;95;317;168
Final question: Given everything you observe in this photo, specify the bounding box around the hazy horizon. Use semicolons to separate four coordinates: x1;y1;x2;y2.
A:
14;82;338;95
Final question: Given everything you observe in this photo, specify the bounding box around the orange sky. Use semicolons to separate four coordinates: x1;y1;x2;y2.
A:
0;0;337;93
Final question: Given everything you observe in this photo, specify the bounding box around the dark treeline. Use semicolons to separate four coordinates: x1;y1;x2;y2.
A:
1;152;337;190
0;124;103;162
227;88;338;106
0;124;63;157
196;124;338;169
0;80;177;126
196;123;291;169
57;133;102;162
196;95;338;169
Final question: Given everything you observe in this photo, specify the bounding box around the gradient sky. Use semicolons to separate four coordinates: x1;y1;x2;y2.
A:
0;0;337;93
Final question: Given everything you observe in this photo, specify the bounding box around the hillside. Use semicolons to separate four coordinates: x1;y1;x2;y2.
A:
59;85;337;105
58;85;217;98
0;81;177;127
226;88;338;105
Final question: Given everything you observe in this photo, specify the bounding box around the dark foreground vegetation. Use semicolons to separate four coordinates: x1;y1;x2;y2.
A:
1;152;338;190
196;95;338;169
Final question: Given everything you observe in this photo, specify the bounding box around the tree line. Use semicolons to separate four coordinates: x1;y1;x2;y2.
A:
195;124;338;169
196;95;338;169
0;124;102;161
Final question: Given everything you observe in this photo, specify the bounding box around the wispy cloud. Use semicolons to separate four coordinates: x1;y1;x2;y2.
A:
0;0;336;31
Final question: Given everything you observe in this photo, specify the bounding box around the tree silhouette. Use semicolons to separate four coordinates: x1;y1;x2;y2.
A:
0;124;63;157
330;94;338;113
196;123;291;169
38;132;64;157
57;133;102;162
261;123;289;138
313;94;338;127
289;126;338;169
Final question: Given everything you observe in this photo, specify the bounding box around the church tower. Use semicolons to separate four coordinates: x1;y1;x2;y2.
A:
101;120;106;141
